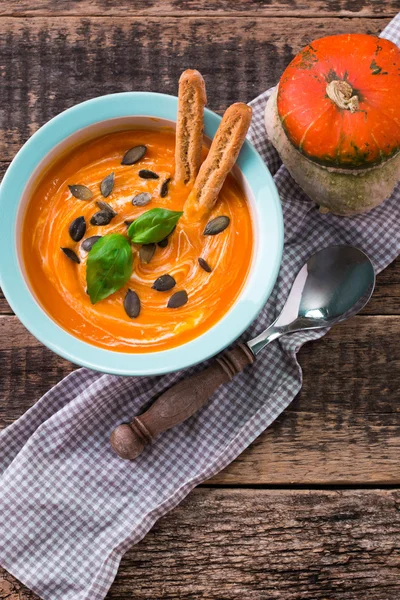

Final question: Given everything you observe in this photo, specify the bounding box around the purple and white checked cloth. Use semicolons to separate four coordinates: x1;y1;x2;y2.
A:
1;15;400;600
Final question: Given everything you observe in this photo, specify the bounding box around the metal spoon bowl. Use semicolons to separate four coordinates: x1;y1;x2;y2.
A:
111;245;376;460
248;245;375;353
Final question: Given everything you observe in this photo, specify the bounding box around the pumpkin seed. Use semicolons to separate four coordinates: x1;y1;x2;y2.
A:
139;169;159;180
157;237;168;248
69;216;86;242
157;225;176;248
198;257;212;273
132;192;152;207
139;243;156;264
121;145;147;165
81;235;102;252
168;290;188;309
96;200;117;217
203;216;230;236
100;172;115;197
124;289;141;318
68;184;93;201
160;177;171;198
61;247;80;264
90;210;114;226
152;274;176;292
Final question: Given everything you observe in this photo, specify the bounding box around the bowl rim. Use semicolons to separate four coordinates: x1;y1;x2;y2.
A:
0;91;283;376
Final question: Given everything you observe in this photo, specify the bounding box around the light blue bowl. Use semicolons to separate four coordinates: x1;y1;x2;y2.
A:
0;92;283;376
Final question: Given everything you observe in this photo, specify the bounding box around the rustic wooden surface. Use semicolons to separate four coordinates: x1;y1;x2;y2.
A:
0;0;399;17
0;1;399;598
2;489;400;600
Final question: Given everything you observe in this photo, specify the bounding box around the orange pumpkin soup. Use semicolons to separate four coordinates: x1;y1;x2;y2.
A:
22;129;253;352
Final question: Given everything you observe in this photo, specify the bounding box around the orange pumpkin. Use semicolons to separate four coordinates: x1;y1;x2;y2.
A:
277;34;400;168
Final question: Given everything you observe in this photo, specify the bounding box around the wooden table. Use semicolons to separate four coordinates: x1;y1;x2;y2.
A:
1;2;399;598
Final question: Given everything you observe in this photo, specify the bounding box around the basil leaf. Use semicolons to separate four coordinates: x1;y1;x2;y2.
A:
86;233;133;304
128;208;183;244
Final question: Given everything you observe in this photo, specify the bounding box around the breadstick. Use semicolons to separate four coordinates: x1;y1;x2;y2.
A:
175;69;207;186
184;102;252;218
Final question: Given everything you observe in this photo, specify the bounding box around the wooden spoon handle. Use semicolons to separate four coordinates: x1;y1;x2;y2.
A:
110;343;255;460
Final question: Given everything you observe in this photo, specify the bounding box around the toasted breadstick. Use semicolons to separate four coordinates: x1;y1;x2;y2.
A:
184;102;252;217
175;69;207;186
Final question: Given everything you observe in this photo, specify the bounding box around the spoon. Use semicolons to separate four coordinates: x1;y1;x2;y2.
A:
110;245;375;460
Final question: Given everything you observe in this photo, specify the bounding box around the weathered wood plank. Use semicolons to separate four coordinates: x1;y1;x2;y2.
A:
0;293;10;315
0;160;14;314
1;315;400;483
1;488;400;599
364;256;400;315
211;411;400;485
0;16;388;160
0;0;397;18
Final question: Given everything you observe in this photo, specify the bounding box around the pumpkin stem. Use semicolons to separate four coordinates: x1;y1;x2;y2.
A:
326;80;359;113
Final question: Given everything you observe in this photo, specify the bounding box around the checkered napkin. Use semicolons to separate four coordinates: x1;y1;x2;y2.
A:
1;16;399;600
